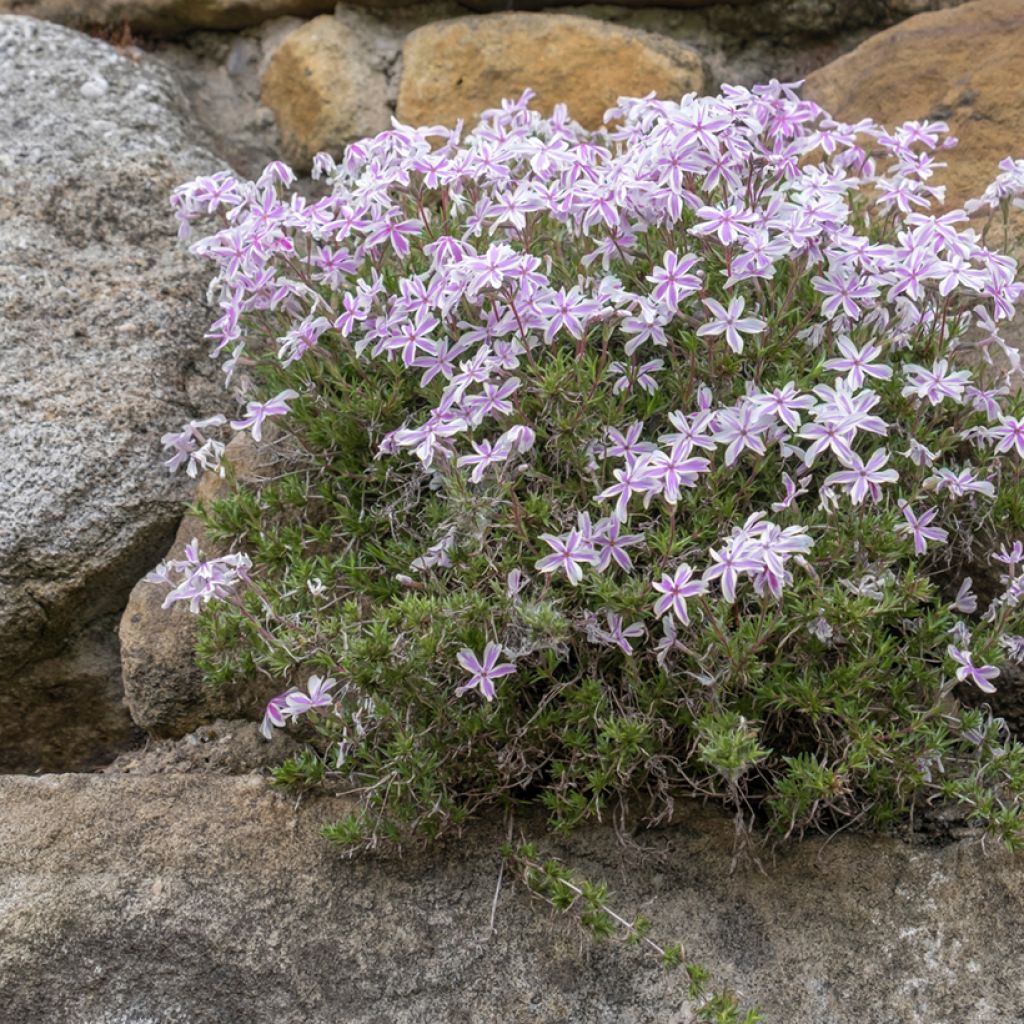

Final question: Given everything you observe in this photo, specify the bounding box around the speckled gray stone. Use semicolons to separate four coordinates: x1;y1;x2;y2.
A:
0;18;221;685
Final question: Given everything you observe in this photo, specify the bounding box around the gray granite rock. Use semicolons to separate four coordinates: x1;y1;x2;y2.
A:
0;773;1021;1023
0;17;223;760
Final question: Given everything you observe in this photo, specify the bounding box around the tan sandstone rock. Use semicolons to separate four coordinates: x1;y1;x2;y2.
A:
804;0;1024;209
119;432;273;737
396;13;705;132
260;13;391;171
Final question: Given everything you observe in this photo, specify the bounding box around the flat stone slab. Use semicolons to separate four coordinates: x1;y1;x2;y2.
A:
1;774;1021;1023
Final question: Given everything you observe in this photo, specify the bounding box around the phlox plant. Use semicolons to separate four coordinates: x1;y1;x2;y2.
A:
155;81;1024;855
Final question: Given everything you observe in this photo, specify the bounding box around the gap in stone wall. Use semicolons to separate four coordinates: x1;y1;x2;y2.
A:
0;613;144;774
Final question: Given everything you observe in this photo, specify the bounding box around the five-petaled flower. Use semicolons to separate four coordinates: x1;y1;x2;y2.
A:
824;448;899;505
947;645;999;694
991;416;1024;458
285;675;338;715
456;643;516;701
260;676;338;739
824;338;892;389
703;542;762;603
652;563;707;624
896;503;949;555
598;612;646;655
535;530;597;585
647;250;702;309
230;389;300;442
696;296;766;355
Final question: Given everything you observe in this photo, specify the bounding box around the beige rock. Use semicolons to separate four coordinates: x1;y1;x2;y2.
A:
804;0;1024;209
119;432;274;738
0;0;336;36
396;13;705;132
260;13;391;171
1;775;1023;1023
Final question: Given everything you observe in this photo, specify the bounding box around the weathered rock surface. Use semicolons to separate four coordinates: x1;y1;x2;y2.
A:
694;0;968;38
1;773;1022;1023
119;433;275;737
149;20;299;179
0;0;975;49
804;0;1024;208
0;0;335;36
350;0;961;41
396;13;705;131
260;12;392;170
104;718;301;774
0;17;222;759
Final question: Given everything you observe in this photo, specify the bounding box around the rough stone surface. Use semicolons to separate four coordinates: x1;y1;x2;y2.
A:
396;13;705;131
0;17;222;753
104;718;301;774
260;12;392;170
1;773;1022;1023
696;0;967;37
351;0;964;39
804;0;1024;208
0;0;974;44
149;19;299;178
0;0;335;36
119;433;276;737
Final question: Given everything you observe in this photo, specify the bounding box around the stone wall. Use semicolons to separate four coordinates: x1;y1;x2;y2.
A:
0;0;994;770
1;6;1023;1022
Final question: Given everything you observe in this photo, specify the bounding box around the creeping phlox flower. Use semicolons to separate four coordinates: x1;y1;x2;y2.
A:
965;156;1024;215
704;515;814;602
456;643;517;701
823;448;899;505
535;528;598;585
987;542;1024;614
169;80;1024;704
161;415;226;478
652;563;706;624
696;296;766;354
589;611;647;655
952;578;977;614
230;388;300;442
823;338;892;389
162;390;298;477
989;415;1024;458
261;675;338;738
896;502;949;555
260;691;292;739
146;539;252;613
901;360;972;406
947;646;1000;694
